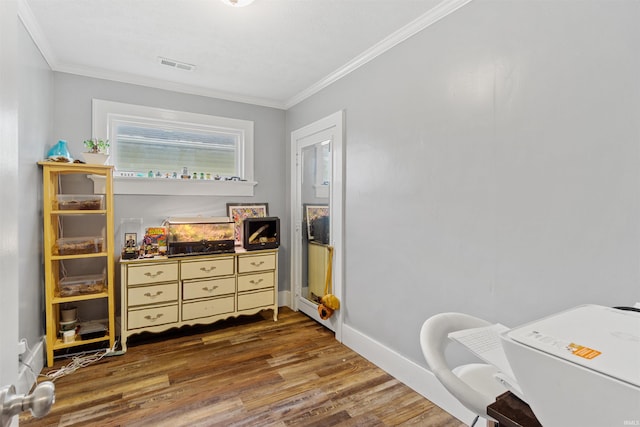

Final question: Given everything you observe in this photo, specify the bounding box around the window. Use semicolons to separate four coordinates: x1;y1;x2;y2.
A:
114;121;241;177
91;99;256;196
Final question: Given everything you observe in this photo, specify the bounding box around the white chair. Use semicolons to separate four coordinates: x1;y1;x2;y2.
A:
420;312;507;427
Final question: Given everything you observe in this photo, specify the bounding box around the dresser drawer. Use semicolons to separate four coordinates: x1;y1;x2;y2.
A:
183;277;235;300
182;296;235;320
128;304;178;329
128;283;178;306
238;289;274;311
127;262;179;286
237;272;274;292
238;253;276;273
181;257;234;280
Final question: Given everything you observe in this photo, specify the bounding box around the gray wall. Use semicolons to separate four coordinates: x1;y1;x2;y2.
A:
52;73;289;301
18;19;53;361
286;0;640;367
11;0;640;395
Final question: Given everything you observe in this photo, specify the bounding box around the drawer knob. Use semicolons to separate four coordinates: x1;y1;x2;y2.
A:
203;285;219;292
250;261;264;267
249;278;264;285
143;291;164;298
200;266;217;273
144;270;164;278
144;313;164;322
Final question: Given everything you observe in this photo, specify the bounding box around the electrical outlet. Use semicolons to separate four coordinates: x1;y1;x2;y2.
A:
17;339;26;355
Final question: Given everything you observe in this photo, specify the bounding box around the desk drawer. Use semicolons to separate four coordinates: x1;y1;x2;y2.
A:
237;272;274;292
183;277;235;300
127;262;178;285
128;283;178;307
238;253;276;273
238;289;274;311
128;304;178;329
183;296;235;320
181;257;234;280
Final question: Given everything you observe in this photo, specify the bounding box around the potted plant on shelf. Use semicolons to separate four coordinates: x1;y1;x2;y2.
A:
81;138;110;164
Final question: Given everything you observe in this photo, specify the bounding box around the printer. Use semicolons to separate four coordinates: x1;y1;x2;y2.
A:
500;304;640;427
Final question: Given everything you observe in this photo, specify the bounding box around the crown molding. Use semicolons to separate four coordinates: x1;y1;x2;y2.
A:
54;62;287;109
17;0;56;70
284;0;474;109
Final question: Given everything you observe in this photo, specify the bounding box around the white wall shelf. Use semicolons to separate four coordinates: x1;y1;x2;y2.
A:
89;175;257;197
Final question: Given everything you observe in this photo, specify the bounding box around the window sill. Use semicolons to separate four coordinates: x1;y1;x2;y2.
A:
89;175;257;196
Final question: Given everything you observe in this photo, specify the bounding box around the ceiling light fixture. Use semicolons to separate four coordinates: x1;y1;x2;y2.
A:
219;0;255;7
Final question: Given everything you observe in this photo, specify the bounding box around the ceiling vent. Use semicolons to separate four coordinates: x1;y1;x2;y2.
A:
158;57;196;72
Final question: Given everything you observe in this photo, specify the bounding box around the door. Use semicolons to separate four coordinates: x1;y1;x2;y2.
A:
290;111;344;340
1;0;21;419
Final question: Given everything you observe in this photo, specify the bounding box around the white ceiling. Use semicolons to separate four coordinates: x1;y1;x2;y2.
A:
20;0;467;109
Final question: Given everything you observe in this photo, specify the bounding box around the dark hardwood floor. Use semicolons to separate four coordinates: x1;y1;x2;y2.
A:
21;308;463;426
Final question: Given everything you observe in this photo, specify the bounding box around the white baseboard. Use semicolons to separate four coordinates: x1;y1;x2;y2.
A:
341;323;485;426
17;337;44;394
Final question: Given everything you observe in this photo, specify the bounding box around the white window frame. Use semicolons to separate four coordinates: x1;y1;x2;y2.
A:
89;99;256;196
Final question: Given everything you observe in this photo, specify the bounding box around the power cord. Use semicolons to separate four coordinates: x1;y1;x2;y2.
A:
44;341;123;382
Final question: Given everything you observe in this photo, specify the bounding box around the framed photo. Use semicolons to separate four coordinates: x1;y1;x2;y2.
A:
124;233;137;248
227;203;269;246
304;204;329;240
122;232;139;259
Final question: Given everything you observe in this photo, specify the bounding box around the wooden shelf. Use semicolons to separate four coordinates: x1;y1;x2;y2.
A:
51;209;107;216
51;252;108;261
52;292;109;304
52;334;110;350
39;162;116;367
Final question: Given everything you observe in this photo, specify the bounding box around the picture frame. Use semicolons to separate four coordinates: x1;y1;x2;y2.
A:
304;204;329;240
124;233;137;248
122;232;139;259
227;203;269;246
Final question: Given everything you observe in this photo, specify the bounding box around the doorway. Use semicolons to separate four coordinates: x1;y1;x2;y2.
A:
290;111;344;340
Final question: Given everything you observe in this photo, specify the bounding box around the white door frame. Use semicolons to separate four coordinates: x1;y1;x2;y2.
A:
290;111;344;341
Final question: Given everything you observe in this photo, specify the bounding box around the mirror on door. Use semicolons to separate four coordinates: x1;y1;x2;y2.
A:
291;111;343;333
300;140;331;306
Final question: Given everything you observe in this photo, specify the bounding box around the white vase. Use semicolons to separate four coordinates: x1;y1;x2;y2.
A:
81;152;110;165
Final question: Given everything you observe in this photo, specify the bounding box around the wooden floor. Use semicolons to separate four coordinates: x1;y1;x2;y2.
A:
21;308;464;427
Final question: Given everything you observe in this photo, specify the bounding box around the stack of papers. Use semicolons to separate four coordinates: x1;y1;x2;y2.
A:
449;323;524;398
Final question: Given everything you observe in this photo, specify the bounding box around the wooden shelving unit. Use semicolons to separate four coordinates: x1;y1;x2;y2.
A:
39;161;116;367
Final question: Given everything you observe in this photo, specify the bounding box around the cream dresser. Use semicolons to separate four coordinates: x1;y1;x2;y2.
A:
120;249;277;351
